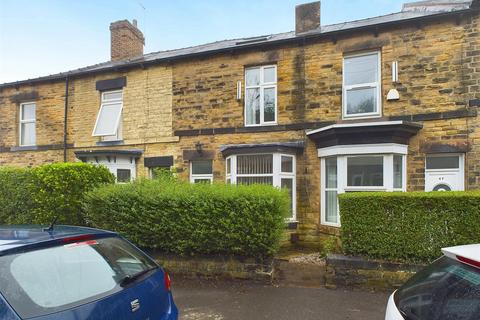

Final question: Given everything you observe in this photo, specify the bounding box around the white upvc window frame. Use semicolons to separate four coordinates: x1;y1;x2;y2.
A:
244;65;277;127
320;144;407;227
226;153;296;221
92;90;123;137
190;160;213;183
342;51;382;119
19;101;36;147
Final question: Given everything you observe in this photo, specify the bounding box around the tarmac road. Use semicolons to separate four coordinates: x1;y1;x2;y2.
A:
172;277;390;320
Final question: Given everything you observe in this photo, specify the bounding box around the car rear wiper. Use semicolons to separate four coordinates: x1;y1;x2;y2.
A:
119;266;158;287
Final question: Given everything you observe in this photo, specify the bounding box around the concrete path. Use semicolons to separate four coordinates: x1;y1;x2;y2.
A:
172;277;391;320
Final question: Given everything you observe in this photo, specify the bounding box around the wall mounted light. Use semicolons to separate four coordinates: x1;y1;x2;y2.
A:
392;61;399;83
236;81;242;101
195;142;203;154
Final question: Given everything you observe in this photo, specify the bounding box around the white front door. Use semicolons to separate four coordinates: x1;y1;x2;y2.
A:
425;154;464;191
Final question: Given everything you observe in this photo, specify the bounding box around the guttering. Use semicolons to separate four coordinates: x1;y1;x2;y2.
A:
0;7;475;89
63;76;69;162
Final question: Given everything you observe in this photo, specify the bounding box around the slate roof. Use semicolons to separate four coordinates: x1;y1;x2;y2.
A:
1;0;477;88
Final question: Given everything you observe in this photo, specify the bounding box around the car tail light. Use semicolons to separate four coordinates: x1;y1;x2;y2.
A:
164;271;171;292
457;255;480;269
61;234;94;244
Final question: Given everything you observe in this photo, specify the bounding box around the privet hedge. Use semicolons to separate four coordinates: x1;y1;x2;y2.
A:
0;163;114;225
30;163;115;225
84;180;289;258
339;191;480;263
0;168;34;224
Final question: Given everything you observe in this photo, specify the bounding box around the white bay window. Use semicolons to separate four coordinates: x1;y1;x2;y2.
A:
245;65;277;126
226;153;296;220
321;145;406;227
343;52;381;119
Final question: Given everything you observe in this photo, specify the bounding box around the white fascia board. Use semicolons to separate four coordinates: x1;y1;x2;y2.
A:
317;143;408;158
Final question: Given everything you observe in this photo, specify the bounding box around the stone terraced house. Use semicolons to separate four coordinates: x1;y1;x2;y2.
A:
1;0;480;247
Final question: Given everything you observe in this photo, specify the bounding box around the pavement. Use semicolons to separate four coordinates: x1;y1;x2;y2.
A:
172;277;391;320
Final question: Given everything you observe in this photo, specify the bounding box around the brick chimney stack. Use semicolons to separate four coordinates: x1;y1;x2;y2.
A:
295;2;321;34
110;19;145;61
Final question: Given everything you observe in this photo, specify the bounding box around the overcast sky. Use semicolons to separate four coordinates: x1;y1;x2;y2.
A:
0;0;414;84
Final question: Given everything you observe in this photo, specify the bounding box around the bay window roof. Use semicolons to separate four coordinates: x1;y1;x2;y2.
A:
306;121;422;149
219;141;304;157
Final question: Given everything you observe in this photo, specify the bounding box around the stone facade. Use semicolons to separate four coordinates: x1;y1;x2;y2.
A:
1;4;480;248
172;12;480;244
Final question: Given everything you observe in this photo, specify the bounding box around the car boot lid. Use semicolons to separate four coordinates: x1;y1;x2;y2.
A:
442;244;480;269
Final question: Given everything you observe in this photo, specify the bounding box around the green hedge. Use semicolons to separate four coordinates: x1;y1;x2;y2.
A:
0;168;34;224
30;163;115;225
0;163;114;225
84;180;289;259
339;191;480;263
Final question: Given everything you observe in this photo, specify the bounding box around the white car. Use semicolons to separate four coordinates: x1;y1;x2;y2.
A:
385;244;480;320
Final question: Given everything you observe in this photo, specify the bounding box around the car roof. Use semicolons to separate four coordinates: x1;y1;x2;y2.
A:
442;244;480;267
0;225;117;254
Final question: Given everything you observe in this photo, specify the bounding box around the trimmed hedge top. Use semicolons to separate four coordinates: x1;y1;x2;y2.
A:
84;180;290;259
339;191;480;263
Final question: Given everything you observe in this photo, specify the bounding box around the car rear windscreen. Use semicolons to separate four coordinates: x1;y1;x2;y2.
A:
0;236;157;318
394;256;480;320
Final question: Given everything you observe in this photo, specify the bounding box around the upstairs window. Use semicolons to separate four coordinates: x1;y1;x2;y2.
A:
190;160;213;183
343;52;381;118
245;65;277;126
92;90;123;138
19;102;36;146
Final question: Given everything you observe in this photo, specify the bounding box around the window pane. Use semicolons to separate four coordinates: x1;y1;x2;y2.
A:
226;158;231;175
245;68;260;86
325;157;337;188
102;91;122;101
21;103;36;120
281;156;293;173
394;155;403;189
263;87;276;122
325;191;338;224
426;155;460;170
347;156;383;187
192;160;213;175
237;176;273;185
237;154;273;175
344;53;378;86
263;67;276;83
116;169;131;183
281;178;294;217
346;87;376;115
93;103;122;136
21;122;36;146
245;88;260;125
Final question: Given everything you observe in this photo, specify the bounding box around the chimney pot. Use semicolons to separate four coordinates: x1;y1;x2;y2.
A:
295;1;321;34
110;19;145;61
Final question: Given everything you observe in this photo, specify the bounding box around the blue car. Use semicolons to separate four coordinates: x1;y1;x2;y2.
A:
0;225;178;320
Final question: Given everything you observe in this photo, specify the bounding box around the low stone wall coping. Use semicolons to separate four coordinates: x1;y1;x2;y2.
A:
326;254;425;273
